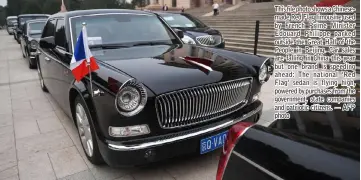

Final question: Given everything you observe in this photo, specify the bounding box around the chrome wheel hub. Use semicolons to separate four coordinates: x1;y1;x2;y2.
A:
75;103;94;157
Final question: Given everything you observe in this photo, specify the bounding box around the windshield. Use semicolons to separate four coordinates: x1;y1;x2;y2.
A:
160;13;207;28
19;16;48;26
28;22;45;36
7;18;17;26
70;13;178;48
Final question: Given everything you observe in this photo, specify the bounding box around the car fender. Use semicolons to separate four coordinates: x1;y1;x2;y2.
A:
69;80;105;141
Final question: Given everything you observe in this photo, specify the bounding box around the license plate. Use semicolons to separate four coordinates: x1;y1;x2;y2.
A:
200;131;228;154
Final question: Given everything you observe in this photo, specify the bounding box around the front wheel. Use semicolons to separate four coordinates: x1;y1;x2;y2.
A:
74;96;104;165
28;52;36;69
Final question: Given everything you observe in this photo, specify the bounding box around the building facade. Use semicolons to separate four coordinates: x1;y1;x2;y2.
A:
146;0;227;9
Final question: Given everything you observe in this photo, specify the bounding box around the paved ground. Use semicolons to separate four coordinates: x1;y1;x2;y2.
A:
0;30;274;180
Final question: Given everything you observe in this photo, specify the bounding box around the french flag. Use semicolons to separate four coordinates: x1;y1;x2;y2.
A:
70;26;99;82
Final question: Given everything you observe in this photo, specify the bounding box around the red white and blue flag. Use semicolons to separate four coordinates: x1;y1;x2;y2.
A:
70;26;99;82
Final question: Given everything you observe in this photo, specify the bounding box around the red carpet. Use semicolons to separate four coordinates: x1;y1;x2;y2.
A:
315;0;351;6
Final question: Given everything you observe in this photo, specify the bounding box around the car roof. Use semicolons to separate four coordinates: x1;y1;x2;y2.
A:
50;9;155;19
6;16;17;19
18;14;50;17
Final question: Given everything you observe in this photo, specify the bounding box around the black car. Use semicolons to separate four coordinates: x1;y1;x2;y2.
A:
14;14;49;44
217;82;360;180
6;16;17;35
155;12;225;48
37;9;272;167
20;19;46;69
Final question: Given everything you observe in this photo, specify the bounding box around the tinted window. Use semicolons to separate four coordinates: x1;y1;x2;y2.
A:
7;18;17;26
55;19;66;49
70;14;177;47
28;22;46;37
160;13;207;28
42;19;56;38
22;24;27;35
19;16;48;26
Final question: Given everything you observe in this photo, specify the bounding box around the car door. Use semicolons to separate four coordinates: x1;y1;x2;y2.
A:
51;18;73;111
38;18;57;94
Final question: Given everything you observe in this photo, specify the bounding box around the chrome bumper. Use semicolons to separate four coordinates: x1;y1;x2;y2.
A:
108;103;262;151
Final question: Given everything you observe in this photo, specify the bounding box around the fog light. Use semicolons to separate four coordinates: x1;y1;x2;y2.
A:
109;125;150;137
252;94;259;102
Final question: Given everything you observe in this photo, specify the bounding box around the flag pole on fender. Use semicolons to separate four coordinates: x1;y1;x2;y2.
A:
82;22;94;97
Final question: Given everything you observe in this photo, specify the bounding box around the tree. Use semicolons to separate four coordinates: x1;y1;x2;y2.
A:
41;0;61;14
7;0;21;15
0;6;6;26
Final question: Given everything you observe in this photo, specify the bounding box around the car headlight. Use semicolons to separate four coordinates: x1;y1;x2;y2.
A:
30;40;37;49
115;79;147;117
182;35;196;44
258;58;273;84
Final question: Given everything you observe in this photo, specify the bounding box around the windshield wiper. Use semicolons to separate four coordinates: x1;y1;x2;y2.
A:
131;41;173;47
89;43;132;49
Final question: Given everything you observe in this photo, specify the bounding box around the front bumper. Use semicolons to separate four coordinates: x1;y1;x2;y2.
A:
97;101;262;167
7;27;14;34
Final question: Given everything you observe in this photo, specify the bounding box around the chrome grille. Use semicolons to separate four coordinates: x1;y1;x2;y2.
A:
196;35;222;46
155;78;252;129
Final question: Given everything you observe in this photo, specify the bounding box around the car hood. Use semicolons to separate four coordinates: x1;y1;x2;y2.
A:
95;44;258;95
28;35;41;42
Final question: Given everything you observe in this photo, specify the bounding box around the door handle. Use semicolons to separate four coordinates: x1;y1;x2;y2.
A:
44;57;50;61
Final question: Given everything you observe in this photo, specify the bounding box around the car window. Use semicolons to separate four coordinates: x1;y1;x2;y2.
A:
55;19;66;49
70;13;177;47
22;24;27;35
7;19;17;26
19;16;48;26
28;22;45;37
42;19;57;38
160;14;207;28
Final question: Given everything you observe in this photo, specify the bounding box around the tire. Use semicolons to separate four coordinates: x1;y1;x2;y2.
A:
74;96;104;165
37;60;48;92
28;51;36;69
21;46;26;58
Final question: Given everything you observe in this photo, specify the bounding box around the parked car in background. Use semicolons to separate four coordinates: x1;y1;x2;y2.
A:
20;19;46;69
155;12;225;48
217;81;360;180
6;16;17;35
12;23;18;40
37;9;272;167
14;14;49;44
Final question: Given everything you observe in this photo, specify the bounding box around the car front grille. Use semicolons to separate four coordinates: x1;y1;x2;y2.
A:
196;35;222;46
155;77;252;129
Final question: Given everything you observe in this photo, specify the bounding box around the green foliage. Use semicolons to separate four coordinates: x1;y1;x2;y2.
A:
0;6;5;26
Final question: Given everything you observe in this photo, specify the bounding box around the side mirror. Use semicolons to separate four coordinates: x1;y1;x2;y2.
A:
39;36;55;49
174;28;184;39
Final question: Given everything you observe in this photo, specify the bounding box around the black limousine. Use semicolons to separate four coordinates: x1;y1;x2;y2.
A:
14;14;49;44
155;12;225;48
37;9;272;167
20;19;46;69
217;82;360;180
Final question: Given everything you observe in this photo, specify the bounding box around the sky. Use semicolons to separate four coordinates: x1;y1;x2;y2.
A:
0;0;6;6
